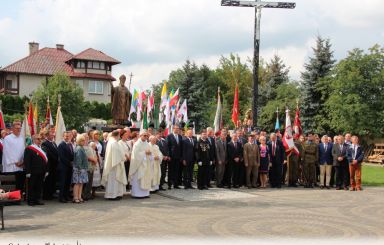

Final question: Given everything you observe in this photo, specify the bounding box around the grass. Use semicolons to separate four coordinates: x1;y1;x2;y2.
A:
362;164;384;186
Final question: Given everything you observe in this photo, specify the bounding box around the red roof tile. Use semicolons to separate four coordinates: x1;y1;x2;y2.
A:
70;48;121;64
1;48;73;75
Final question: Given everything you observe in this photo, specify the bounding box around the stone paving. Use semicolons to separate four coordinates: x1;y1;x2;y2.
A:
1;186;384;240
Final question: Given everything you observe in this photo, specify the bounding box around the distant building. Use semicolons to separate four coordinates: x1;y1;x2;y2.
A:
0;42;121;103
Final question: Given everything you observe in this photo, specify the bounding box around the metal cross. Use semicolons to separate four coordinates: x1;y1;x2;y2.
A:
221;0;295;127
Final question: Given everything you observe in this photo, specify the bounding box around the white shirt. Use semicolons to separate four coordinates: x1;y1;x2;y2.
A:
2;133;25;173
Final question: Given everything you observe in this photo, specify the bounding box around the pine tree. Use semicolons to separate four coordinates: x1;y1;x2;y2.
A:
301;36;335;132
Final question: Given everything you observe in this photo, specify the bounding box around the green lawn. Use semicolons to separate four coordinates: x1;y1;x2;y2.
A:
362;164;384;186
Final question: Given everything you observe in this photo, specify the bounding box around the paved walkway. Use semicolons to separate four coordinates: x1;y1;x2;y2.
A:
1;187;384;240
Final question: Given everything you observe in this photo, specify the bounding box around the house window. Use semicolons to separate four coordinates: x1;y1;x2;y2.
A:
100;62;105;70
6;80;17;89
76;61;85;69
86;61;105;70
76;80;84;89
93;61;100;69
88;81;104;94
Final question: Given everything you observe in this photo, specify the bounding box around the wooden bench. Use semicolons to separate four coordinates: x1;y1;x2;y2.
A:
0;199;20;230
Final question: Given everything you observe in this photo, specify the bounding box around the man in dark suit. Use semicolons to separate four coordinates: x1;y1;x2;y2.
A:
215;130;227;188
57;131;74;202
182;129;196;189
346;136;364;191
24;135;48;206
268;133;285;188
166;124;183;189
227;133;243;188
156;129;168;191
196;130;212;190
332;135;349;190
41;127;59;200
206;127;216;187
318;135;333;189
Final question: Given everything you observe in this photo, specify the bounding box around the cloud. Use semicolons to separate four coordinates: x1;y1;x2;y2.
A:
0;0;383;90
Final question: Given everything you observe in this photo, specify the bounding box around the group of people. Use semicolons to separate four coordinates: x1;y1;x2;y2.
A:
0;120;365;206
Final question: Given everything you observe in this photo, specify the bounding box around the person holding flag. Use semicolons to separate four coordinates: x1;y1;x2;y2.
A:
282;108;302;187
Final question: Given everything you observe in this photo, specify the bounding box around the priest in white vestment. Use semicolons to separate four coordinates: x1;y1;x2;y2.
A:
2;122;25;192
149;135;163;191
129;130;152;198
101;130;127;199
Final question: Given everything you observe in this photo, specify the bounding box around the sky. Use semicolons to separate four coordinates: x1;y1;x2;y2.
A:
0;0;383;90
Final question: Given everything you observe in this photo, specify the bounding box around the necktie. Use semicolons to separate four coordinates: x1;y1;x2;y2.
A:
190;138;193;146
324;144;327;152
340;144;343;153
272;142;275;156
68;143;73;154
175;134;179;144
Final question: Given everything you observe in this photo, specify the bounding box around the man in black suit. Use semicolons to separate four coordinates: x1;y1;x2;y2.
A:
196;130;212;190
182;129;196;189
332;135;349;190
268;133;285;188
24;135;48;206
166;124;183;189
227;133;243;188
41;127;59;200
156;129;168;191
236;129;247;187
206;127;216;188
57;131;74;202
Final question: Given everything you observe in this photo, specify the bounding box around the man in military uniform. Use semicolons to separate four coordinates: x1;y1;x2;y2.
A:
302;132;318;188
196;130;212;190
287;139;303;187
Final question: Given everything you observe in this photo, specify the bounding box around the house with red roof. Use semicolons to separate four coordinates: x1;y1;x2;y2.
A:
0;42;121;103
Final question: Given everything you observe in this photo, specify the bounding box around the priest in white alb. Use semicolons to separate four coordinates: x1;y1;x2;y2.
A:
129;130;152;198
149;135;163;192
101;130;127;200
2;121;25;193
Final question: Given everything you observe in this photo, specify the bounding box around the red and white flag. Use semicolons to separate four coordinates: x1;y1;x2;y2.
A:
293;104;302;139
177;99;188;122
282;108;299;156
169;88;179;108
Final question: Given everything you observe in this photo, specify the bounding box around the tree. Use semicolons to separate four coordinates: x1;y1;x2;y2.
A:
324;45;384;138
33;73;87;130
301;36;336;132
258;54;290;109
216;54;253;128
258;82;301;132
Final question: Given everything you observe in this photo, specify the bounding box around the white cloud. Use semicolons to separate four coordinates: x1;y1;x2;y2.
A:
0;0;383;91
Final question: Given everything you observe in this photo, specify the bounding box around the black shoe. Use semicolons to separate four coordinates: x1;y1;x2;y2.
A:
203;187;209;190
168;186;172;190
59;199;68;203
207;185;212;188
189;186;196;189
184;186;190;190
320;186;324;189
35;201;45;205
198;187;204;190
159;186;166;191
174;186;181;189
326;186;330;189
27;202;36;206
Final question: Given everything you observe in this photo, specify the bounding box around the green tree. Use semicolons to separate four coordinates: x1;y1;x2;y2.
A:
33;73;87;130
258;82;301;132
324;45;384;137
301;36;336;132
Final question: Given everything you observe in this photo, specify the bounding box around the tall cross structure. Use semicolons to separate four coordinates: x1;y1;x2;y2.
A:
221;0;295;127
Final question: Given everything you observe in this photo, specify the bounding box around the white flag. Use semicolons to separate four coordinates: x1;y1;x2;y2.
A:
177;99;188;122
55;106;66;145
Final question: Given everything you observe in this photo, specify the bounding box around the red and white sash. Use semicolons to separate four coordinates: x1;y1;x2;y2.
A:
27;145;48;163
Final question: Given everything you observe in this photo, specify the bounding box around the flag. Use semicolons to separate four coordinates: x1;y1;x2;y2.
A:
275;108;280;131
294;104;302;139
164;97;170;127
231;83;239;128
0;106;5;130
213;88;222;134
282;108;299;156
147;89;155;122
45;102;54;127
33;103;39;131
21;114;32;146
177;99;188;122
129;89;139;120
136;89;142;121
160;82;168;109
55;105;66;145
140;108;148;131
27;101;35;136
169;88;179;108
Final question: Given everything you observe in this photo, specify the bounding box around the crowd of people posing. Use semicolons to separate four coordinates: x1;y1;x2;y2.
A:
0;121;364;206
